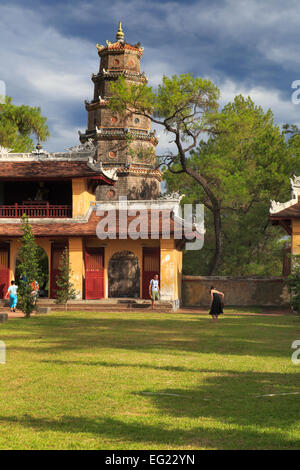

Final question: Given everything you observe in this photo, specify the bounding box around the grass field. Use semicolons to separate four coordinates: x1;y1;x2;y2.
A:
0;310;300;450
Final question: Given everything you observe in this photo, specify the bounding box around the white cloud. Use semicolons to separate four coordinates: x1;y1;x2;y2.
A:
219;79;300;127
1;0;300;153
0;4;96;151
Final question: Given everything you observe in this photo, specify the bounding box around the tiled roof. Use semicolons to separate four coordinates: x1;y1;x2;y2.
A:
97;42;143;55
0;161;112;180
270;198;300;218
0;209;199;240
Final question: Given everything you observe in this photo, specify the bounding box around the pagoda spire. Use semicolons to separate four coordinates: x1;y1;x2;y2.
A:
116;21;125;42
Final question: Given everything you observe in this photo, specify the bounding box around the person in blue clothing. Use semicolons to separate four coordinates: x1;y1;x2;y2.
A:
149;274;160;309
5;280;18;312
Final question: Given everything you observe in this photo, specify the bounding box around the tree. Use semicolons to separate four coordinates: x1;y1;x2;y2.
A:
55;247;77;310
0;96;49;152
109;74;222;273
165;95;298;275
287;255;300;313
17;215;40;318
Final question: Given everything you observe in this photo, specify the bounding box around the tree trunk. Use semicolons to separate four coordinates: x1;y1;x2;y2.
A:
185;167;223;274
208;206;222;275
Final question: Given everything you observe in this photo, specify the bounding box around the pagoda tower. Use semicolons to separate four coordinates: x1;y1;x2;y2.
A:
79;23;161;201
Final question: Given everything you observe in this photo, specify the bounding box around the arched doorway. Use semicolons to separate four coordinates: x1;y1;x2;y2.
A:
108;251;140;298
15;246;49;297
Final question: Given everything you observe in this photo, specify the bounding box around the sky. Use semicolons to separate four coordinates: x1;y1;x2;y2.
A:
1;0;300;153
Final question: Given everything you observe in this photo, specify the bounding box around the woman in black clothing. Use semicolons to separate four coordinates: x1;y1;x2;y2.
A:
209;286;224;322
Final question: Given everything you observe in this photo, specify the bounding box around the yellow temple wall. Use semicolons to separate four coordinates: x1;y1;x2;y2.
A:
292;220;300;254
69;237;84;298
72;178;95;218
160;239;181;303
9;239;21;282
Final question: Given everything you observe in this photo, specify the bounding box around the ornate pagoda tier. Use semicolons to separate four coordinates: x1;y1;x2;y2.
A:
79;23;161;201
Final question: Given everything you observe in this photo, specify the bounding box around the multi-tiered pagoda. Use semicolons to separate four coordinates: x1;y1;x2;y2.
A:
79;22;161;201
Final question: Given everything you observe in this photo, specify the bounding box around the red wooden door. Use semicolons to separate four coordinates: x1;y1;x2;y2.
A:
50;244;66;299
0;245;9;299
85;248;104;299
142;248;160;299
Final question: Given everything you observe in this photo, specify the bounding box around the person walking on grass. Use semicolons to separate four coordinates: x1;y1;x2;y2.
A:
149;274;160;309
5;280;18;313
209;285;224;322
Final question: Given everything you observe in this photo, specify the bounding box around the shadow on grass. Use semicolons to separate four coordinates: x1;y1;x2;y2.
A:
131;368;300;448
4;314;299;359
0;405;299;450
40;359;195;373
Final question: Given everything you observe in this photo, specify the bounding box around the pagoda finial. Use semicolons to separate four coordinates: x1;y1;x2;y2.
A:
116;21;125;42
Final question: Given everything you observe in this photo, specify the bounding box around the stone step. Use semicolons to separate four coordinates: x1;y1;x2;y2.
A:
0;306;172;313
49;308;169;313
36;304;172;309
0;299;174;313
0;299;172;306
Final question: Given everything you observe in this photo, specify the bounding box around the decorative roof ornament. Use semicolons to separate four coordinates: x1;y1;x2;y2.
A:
66;139;96;155
290;175;300;198
32;137;46;155
0;146;12;156
96;44;105;52
270;200;291;214
270;175;300;214
98;95;107;105
87;160;118;181
157;191;185;201
116;21;125;42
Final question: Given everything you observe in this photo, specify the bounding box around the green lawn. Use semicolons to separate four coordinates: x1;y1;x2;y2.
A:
0;310;300;450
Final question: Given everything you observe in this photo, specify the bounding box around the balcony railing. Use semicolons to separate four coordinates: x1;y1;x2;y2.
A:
0;202;72;218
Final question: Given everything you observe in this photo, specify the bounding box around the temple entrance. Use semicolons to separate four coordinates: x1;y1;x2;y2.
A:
0;244;9;299
85;248;104;299
108;251;140;298
15;246;49;297
142;247;160;299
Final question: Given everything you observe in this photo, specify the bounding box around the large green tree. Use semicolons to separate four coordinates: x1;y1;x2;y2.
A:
165;95;299;275
0;96;49;152
109;74;298;274
109;74;223;273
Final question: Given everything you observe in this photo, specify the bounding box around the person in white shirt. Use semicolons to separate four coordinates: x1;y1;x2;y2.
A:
5;280;18;312
149;274;160;309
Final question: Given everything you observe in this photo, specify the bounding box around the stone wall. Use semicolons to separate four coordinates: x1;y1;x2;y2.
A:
182;276;290;307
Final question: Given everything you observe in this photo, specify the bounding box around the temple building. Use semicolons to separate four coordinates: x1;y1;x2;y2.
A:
0;24;202;309
270;175;300;274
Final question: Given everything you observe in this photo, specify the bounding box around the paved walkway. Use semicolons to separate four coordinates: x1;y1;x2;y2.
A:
3;307;293;319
